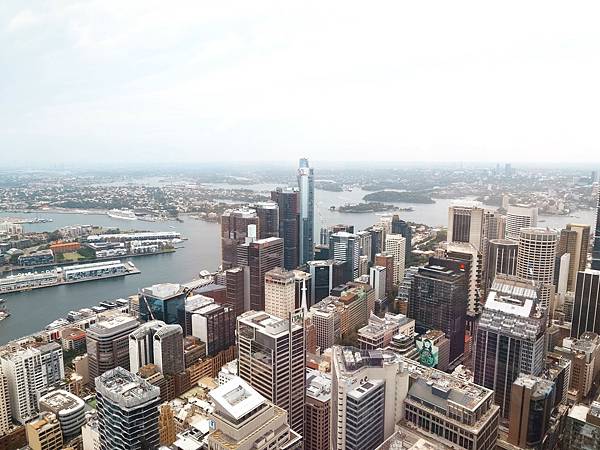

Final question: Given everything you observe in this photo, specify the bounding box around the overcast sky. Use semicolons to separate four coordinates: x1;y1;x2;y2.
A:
2;1;600;166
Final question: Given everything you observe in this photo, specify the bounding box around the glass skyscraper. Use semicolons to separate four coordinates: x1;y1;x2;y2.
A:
298;158;314;265
593;192;600;270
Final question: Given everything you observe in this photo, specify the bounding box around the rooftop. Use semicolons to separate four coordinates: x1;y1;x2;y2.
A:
238;310;302;337
306;369;331;402
95;366;160;407
209;377;265;421
39;389;84;415
140;282;184;299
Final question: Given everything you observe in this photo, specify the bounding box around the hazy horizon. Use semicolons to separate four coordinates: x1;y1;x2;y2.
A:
2;1;600;165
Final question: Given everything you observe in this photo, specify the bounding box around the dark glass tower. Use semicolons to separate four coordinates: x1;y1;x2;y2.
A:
408;257;468;363
593;192;600;270
391;215;412;265
271;188;300;270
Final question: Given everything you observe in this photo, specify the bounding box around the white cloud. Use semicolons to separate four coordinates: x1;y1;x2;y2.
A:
6;9;40;32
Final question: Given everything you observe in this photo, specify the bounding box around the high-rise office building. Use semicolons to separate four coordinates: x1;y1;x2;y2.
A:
329;232;360;283
271;188;300;270
384;233;406;284
95;367;160;450
221;208;259;269
445;241;483;316
129;320;184;375
448;202;486;251
248;237;284;311
571;269;600;338
308;260;334;303
86;315;139;381
254;201;279;239
558;224;591;291
375;253;394;297
356;230;372;261
224;266;247;316
555;332;600;402
506;205;538;240
474;275;547;418
330;347;402;450
189;298;235;357
305;369;331;450
516;227;558;311
368;226;385;262
485;239;518;292
507;374;555;449
237;310;305;435
138;283;187;329
207;376;302;450
298;158;315;265
369;265;386;301
391;215;412;265
408;258;468;363
593;192;600;270
264;267;296;319
1;345;65;424
38;389;86;441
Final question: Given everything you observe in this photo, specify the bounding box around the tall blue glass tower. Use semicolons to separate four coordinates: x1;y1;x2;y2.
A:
298;158;314;265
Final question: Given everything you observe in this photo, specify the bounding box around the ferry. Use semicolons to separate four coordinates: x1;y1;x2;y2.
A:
0;299;9;322
99;301;118;309
107;209;137;221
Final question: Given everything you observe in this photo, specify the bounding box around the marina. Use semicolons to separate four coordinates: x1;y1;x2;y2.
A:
0;260;140;294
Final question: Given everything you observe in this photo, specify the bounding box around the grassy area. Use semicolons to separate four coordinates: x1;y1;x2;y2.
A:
61;252;85;262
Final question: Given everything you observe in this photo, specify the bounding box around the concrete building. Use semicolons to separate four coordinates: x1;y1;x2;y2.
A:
506;205;538;240
224;266;247;317
571;269;600;338
448;202;486;251
129;320;184;376
474;275;547;419
403;359;500;450
310;297;343;351
559;224;591;291
563;396;600;450
207;376;302;450
81;413;99;450
330;346;406;450
38;389;86;440
375;253;395;297
305;369;331;450
507;374;555;449
95;367;160;450
369;265;387;301
391;215;412;265
0;367;10;437
189;297;235;358
86;315;139;381
26;411;63;450
264;267;296;320
445;241;483;315
358;313;415;350
484;238;518;293
516;227;558;311
555;332;600;402
384;234;406;284
237;310;305;435
1;345;65;424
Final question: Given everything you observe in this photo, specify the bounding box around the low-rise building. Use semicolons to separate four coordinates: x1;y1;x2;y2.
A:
358;313;415;350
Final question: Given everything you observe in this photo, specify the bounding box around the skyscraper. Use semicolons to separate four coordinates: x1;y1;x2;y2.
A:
507;374;555;449
375;253;394;297
474;275;547;419
298;158;315;265
2;346;64;424
571;269;600;338
558;224;591;291
254;201;280;239
129;320;184;375
506;205;538;240
391;215;412;265
138;283;187;329
95;367;160;450
329;232;360;283
188;296;236;357
237;310;305;435
271;187;300;270
308;260;334;303
516;227;558;311
384;233;406;284
86;315;139;381
448;202;486;250
0;368;10;436
369;265;387;301
305;370;331;450
248;237;284;311
221;208;259;269
224;266;247;316
593;192;600;270
264;267;297;319
408;257;468;363
485;239;518;292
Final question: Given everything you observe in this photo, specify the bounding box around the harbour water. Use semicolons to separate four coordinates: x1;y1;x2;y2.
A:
0;187;596;343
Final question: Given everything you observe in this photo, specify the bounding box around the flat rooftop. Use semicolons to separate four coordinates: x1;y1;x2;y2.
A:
238;310;301;337
39;389;84;414
209;377;265;421
95;367;159;406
